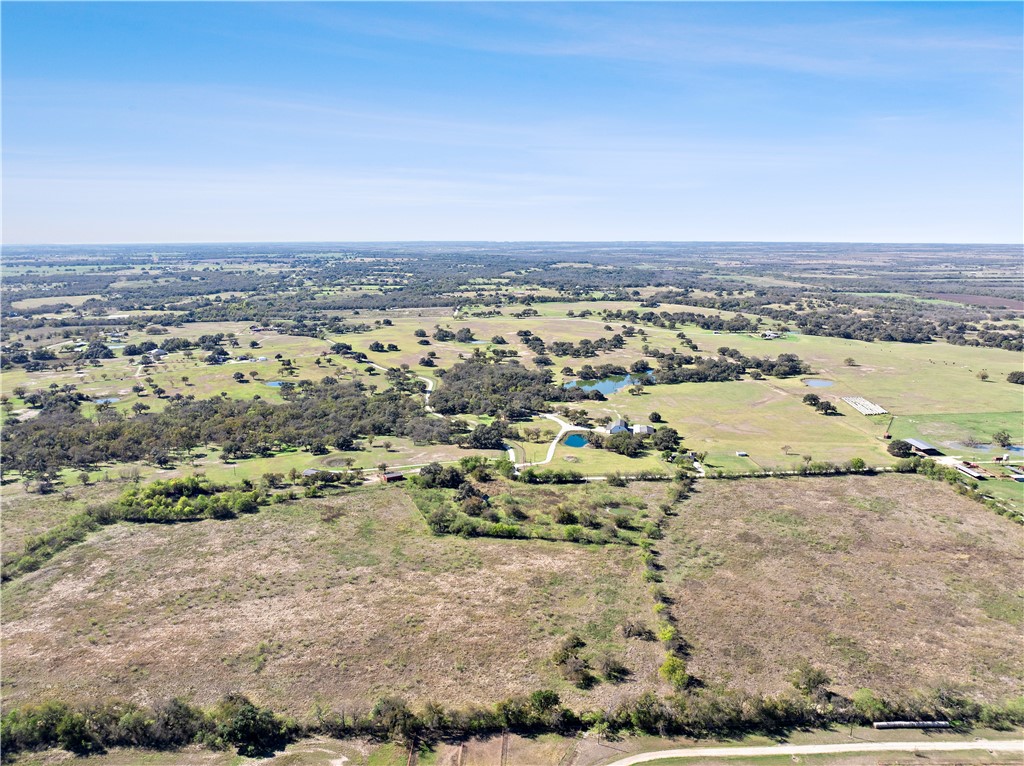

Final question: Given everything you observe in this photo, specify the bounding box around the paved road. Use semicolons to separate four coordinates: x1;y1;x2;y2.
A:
600;738;1024;766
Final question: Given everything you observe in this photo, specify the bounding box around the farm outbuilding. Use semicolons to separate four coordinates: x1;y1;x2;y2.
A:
841;396;888;416
905;438;941;456
955;464;984;480
608;418;629;434
632;424;655;435
380;471;405;483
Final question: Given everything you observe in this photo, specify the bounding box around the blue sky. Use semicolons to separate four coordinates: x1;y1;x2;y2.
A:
3;2;1021;244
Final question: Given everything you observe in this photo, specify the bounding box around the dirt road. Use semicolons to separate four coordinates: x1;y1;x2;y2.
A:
599;738;1024;765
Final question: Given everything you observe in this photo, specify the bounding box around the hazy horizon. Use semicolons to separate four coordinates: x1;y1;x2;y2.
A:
5;239;1024;249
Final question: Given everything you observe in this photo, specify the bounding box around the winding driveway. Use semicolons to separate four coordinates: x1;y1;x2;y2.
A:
598;738;1023;766
514;413;595;468
364;362;609;473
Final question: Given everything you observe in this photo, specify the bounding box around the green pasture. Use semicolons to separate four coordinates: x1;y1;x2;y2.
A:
572;379;892;472
1;323;369;416
982;478;1024;514
547;440;669;476
59;436;506;488
675;327;1023;416
10;293;104;310
4;303;1021;487
889;411;1023;455
505;415;562;464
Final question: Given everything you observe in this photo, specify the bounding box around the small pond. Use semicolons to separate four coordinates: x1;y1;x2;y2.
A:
93;397;120;404
265;381;285;388
564;374;645;396
564;434;589;448
948;442;1023;453
803;379;834;388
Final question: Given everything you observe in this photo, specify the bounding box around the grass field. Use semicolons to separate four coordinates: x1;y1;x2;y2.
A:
1;485;663;716
1;322;364;416
660;474;1024;701
580;379;894;472
47;435;507;489
0;480;124;560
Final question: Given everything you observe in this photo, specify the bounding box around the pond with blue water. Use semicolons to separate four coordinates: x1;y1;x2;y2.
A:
803;379;834;388
564;374;645;396
265;381;285;388
93;397;120;404
564;434;589;448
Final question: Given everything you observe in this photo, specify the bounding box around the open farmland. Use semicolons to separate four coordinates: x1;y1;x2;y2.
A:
660;474;1024;700
1;485;664;715
2;242;1023;762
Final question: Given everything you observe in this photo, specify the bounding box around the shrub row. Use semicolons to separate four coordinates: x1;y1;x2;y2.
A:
4;687;1023;760
1;477;270;581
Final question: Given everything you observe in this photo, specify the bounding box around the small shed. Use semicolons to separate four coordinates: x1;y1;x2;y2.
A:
380;471;404;483
955;463;984;480
735;451;749;457
632;424;655;435
301;468;321;478
608;419;629;434
905;438;941;456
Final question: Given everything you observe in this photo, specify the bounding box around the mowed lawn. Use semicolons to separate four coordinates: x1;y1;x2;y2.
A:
1;486;663;715
660;474;1024;701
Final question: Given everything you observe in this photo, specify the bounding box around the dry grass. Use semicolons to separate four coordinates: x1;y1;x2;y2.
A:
0;480;124;560
1;485;662;716
660;474;1024;701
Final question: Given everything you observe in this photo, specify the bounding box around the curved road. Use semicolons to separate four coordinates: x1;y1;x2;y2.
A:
364;361;630;475
599;738;1024;766
517;413;595;468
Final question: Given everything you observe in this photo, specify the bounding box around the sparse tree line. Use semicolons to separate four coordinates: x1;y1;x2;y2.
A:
3;681;1021;760
703;457;1022;525
0;477;270;581
408;458;672;543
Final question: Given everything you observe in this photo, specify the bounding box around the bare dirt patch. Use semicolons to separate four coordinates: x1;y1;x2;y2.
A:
660;474;1024;701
